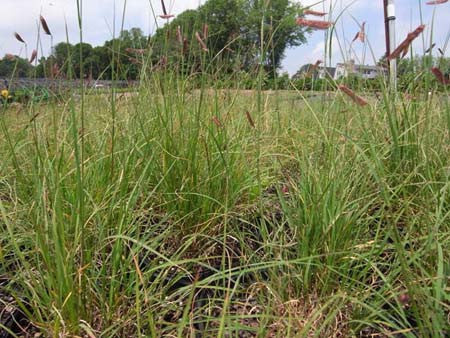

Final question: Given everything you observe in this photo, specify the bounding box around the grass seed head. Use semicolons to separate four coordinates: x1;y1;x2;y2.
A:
125;48;145;55
431;67;449;85
424;43;436;53
203;24;209;40
352;22;365;43
296;18;333;30
14;32;26;44
212;116;223;128
29;50;37;64
195;32;209;52
426;0;448;4
40;15;52;35
338;85;368;106
303;9;327;17
387;25;425;60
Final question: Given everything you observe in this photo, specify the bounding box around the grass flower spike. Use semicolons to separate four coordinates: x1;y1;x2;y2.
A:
338;85;369;106
296;18;333;30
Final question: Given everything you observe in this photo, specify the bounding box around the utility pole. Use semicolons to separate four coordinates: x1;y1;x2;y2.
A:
384;0;397;89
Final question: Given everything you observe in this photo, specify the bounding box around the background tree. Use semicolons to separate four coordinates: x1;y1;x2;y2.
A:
242;0;306;77
0;55;33;78
150;0;306;78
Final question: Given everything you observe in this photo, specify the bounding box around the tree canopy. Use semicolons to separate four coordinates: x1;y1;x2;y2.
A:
151;0;306;77
1;0;307;81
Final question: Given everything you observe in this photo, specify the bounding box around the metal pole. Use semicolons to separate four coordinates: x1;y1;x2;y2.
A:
386;0;397;90
383;0;390;57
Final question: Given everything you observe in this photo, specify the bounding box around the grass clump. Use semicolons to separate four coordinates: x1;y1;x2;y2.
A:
0;1;449;337
1;82;448;336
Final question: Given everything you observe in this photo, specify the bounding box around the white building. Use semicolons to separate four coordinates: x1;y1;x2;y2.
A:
296;60;386;80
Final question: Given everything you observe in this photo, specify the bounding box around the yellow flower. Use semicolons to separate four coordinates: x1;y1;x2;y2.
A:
1;89;9;99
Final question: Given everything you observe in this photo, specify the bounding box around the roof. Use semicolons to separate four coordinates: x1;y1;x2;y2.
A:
318;66;336;78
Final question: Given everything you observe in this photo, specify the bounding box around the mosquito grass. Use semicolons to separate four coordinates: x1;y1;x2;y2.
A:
0;1;449;337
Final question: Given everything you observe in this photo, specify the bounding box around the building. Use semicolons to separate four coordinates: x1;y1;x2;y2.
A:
294;60;386;80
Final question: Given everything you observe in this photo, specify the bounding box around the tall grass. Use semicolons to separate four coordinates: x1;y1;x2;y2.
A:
0;0;449;337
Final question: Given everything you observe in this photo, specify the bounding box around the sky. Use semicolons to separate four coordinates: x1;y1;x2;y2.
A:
0;0;449;75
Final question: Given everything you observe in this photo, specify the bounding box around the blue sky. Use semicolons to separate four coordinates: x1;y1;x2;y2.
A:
0;0;449;75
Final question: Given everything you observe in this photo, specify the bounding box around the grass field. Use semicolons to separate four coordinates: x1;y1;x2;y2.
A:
1;75;449;336
0;0;449;335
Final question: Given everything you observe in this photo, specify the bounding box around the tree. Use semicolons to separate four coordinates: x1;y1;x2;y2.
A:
242;0;306;76
150;0;306;77
0;55;33;78
105;28;148;80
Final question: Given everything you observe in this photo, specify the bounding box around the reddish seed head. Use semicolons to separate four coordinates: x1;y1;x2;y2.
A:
212;116;223;128
426;0;448;5
401;44;409;58
195;32;209;52
202;24;209;40
431;67;449;85
125;48;145;55
14;32;26;44
296;18;333;30
352;22;366;43
303;9;327;17
387;25;425;60
40;15;52;35
29;50;38;64
338;85;368;107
